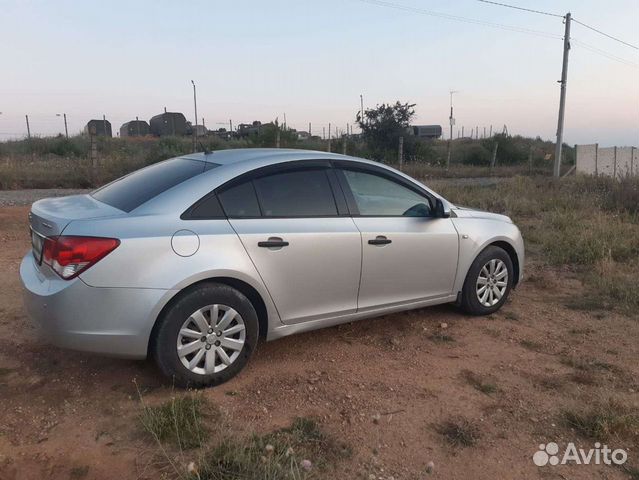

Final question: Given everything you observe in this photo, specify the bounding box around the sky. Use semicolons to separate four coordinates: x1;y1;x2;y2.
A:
0;0;637;146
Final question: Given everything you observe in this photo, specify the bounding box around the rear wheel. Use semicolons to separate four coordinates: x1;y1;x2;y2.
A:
152;283;259;388
459;246;513;315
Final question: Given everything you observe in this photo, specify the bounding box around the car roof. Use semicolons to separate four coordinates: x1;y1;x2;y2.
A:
178;148;366;166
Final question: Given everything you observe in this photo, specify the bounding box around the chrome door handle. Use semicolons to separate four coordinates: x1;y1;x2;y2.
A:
368;236;392;246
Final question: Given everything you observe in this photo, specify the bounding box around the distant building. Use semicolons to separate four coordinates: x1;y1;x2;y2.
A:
236;121;264;137
297;131;310;140
120;120;150;137
149;112;189;136
84;119;112;137
192;124;207;137
212;128;233;140
411;125;442;139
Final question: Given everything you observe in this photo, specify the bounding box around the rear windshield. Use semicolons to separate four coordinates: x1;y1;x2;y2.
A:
92;158;217;212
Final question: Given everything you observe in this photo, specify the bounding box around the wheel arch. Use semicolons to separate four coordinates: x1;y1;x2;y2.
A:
147;276;271;358
487;240;520;287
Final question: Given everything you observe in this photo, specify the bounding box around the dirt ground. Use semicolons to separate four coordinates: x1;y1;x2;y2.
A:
1;204;638;480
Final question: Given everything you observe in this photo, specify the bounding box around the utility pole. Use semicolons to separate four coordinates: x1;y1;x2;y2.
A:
309;122;311;136
57;113;68;138
323;126;325;140
328;123;332;152
554;12;571;178
25;115;31;139
191;80;198;152
446;91;457;169
462;126;464;138
229;119;233;132
360;94;364;124
490;141;499;170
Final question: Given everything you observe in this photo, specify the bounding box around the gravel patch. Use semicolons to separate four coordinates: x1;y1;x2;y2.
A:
0;189;90;207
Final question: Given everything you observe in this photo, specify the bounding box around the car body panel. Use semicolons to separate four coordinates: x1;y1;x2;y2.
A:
229;218;362;324
450;215;525;292
30;194;124;236
352;216;459;309
21;253;173;358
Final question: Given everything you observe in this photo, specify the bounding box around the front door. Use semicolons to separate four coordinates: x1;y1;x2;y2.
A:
337;167;459;310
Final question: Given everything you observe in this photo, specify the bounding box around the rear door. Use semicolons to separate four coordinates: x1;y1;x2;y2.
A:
221;162;362;324
336;165;459;310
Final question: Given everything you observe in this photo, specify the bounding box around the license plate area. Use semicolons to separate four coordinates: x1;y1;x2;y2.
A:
31;229;45;265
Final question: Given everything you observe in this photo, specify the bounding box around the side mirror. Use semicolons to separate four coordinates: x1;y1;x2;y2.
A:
434;198;451;218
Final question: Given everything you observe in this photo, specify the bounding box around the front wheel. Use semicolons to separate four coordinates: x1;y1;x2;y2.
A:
151;283;259;388
459;246;513;315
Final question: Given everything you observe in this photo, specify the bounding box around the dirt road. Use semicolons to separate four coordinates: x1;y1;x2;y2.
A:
0;205;637;480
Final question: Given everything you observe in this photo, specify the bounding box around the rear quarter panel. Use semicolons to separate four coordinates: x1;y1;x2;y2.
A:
64;214;282;327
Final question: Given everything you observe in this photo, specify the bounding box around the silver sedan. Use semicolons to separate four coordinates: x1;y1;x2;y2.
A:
21;149;524;387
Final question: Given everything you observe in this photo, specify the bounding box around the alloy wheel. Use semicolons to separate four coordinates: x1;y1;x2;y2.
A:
476;259;508;307
177;304;246;375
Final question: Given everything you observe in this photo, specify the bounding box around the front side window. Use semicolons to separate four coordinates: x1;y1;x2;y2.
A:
253;169;338;217
342;169;432;217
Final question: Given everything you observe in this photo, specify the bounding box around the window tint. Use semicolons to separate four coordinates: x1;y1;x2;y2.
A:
186;194;225;219
92;158;213;212
342;170;431;217
253;169;338;217
218;181;261;217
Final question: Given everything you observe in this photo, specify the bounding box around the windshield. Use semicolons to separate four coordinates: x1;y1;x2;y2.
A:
92;158;218;212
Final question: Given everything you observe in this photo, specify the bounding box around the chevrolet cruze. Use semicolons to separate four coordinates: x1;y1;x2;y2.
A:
21;148;524;387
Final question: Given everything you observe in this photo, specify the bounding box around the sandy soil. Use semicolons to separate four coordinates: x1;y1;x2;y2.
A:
0;205;637;480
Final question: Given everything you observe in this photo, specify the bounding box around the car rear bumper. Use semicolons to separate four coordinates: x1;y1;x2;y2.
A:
20;253;173;359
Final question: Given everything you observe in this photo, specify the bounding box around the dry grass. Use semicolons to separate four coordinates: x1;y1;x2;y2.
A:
461;370;498;395
139;394;213;450
196;417;351;480
436;418;481;448
564;399;639;442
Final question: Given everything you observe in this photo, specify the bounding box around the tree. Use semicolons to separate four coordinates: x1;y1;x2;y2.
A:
357;101;416;160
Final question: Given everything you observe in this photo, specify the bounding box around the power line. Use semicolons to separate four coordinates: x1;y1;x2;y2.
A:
572;38;639;68
356;0;562;40
476;0;564;18
572;18;639;51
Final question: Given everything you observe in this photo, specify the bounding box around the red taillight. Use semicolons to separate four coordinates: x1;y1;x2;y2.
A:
42;236;120;279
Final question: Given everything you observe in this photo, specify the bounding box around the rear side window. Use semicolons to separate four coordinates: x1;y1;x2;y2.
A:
92;158;214;212
253;169;338;217
218;181;261;217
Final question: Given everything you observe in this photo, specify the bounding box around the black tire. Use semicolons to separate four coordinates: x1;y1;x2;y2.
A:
459;246;514;315
152;282;259;388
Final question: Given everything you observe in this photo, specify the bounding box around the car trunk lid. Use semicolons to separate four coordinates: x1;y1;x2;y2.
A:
29;194;124;237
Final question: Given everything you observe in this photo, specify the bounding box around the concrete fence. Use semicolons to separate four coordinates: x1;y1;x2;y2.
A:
576;144;638;178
